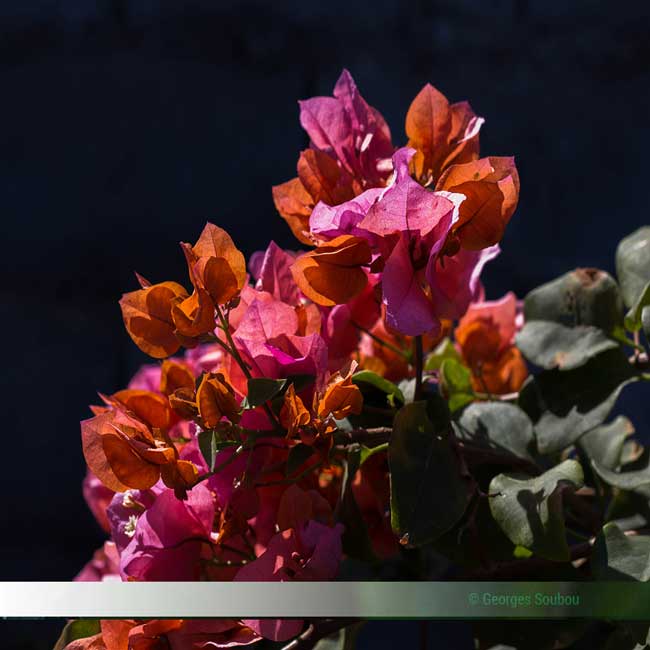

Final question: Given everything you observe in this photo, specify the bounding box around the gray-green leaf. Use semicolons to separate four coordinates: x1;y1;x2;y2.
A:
593;522;650;581
518;349;638;455
456;402;536;463
625;281;650;332
616;226;650;308
516;321;618;370
524;268;623;333
488;459;584;561
578;416;634;470
592;457;650;491
389;398;471;546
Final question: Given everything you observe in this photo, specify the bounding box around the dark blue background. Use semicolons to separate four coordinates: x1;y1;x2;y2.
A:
1;1;649;647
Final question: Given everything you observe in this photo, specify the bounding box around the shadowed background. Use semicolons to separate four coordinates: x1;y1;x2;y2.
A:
1;0;649;647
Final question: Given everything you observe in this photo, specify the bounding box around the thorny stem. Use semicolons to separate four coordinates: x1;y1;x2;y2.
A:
414;335;424;401
352;321;410;360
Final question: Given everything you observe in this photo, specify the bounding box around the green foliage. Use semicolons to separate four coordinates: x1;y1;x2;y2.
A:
198;429;238;471
523;268;623;333
352;370;405;407
456;401;536;463
518;348;638;455
516;321;618;370
624;281;650;332
389;396;472;546
53;620;101;650
439;358;474;412
424;337;461;371
245;377;289;407
592;455;650;492
286;443;316;477
313;623;365;650
616;226;650;308
339;445;376;562
593;522;650;581
578;416;634;470
488;459;584;561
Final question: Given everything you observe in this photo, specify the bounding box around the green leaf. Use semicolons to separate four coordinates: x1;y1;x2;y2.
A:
643;307;650;340
53;620;101;650
625;281;650;332
593;522;650;581
352;370;405;407
456;402;536;463
488;459;584;561
198;429;237;471
616;226;650;308
592;456;650;492
245;377;287;408
339;446;376;562
439;358;474;412
359;442;388;466
578;416;634;470
515;321;618;370
389;397;472;546
424;337;461;371
286;443;315;477
313;623;365;650
518;348;638;455
524;268;623;333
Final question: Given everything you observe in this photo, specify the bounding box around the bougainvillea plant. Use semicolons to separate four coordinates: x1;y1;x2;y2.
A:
58;71;650;650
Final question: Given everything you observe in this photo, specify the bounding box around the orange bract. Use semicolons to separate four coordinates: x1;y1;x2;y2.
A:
280;384;311;437
291;235;371;306
119;281;188;359
81;406;197;493
437;156;520;250
406;84;482;186
272;176;314;245
317;364;363;420
111;389;174;429
196;372;240;428
297;149;355;206
159;360;195;396
171;287;217;338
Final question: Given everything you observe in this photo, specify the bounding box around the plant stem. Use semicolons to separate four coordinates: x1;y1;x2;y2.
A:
214;303;283;431
414;335;424;401
280;619;362;650
352;321;410;360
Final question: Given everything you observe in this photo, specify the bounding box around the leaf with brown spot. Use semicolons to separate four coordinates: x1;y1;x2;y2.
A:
120;281;188;358
291;235;371;306
437;156;519;250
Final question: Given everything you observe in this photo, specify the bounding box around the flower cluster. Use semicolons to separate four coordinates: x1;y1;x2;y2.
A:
67;70;650;649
